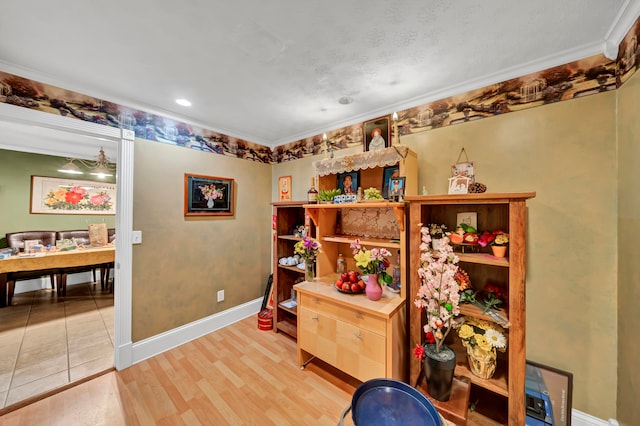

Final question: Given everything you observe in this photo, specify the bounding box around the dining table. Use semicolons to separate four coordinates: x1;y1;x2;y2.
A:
0;245;115;307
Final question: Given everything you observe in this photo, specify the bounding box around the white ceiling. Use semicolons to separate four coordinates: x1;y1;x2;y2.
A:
0;1;638;148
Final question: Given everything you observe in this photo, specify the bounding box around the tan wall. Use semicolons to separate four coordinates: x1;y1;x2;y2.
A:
132;139;272;341
616;70;640;425
401;93;619;419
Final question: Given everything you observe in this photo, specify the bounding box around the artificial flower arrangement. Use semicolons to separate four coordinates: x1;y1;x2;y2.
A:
477;230;509;247
457;317;508;378
428;223;448;240
199;184;224;201
413;224;461;356
349;239;392;284
294;236;321;261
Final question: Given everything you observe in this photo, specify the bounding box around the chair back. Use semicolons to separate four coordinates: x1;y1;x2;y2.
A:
6;231;57;251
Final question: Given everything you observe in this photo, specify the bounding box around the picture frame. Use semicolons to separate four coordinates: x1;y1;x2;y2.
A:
526;360;573;426
337;171;359;195
381;165;400;199
363;116;390;152
388;176;406;201
278;175;292;201
448;175;471;194
184;173;235;217
456;212;477;230
30;175;116;215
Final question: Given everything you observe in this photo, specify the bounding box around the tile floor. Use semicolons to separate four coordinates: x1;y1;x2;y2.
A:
0;281;114;408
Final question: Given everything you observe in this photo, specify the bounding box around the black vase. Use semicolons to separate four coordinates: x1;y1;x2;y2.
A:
423;344;456;402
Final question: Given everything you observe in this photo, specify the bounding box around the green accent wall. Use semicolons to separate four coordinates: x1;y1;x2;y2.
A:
0;149;116;246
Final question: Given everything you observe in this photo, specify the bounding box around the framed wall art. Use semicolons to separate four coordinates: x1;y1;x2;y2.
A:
526;360;573;426
30;175;116;215
448;175;471;194
388;177;406;201
363;116;390;152
381;165;400;199
278;175;292;201
184;173;235;217
337;171;359;195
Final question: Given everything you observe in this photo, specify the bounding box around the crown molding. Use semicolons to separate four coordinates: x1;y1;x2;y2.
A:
603;0;640;59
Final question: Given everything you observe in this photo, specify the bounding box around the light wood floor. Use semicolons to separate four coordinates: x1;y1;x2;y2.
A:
0;282;114;409
0;309;500;425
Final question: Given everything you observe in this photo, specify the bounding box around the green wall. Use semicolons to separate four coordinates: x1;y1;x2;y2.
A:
131;139;272;341
0;149;116;246
616;70;640;426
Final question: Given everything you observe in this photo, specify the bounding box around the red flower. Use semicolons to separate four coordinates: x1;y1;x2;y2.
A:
425;331;436;344
65;190;83;204
413;344;425;360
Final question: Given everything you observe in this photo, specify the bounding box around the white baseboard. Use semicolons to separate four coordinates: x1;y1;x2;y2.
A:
129;297;263;365
572;409;618;426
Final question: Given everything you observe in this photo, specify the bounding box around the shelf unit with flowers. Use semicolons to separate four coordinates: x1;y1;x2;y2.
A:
271;201;316;339
294;201;408;382
406;192;535;425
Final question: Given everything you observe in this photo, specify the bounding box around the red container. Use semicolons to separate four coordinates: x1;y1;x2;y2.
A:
257;309;273;331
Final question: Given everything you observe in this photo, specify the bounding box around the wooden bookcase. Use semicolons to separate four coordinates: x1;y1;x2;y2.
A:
406;192;535;425
271;201;314;339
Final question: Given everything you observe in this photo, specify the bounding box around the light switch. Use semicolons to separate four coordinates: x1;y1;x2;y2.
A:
132;230;142;244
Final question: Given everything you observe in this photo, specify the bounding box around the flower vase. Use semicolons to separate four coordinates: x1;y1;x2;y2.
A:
365;274;383;301
491;245;507;258
207;197;214;208
423;343;457;402
466;345;497;379
305;256;315;281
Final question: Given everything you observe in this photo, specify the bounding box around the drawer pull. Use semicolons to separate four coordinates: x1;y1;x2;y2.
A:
355;313;364;319
312;298;319;303
354;333;362;339
312;316;319;321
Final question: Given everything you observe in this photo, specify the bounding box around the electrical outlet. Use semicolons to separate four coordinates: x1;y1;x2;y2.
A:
217;290;224;302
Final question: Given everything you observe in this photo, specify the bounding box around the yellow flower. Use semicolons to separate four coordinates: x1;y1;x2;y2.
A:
54;189;67;202
476;334;492;352
458;324;474;339
354;249;371;270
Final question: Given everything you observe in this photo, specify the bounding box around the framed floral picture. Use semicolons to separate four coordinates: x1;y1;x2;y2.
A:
30;175;116;215
184;173;234;216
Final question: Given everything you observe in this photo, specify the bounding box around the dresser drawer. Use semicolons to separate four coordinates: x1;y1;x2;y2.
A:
335;320;385;381
300;293;338;317
298;307;337;366
334;304;386;335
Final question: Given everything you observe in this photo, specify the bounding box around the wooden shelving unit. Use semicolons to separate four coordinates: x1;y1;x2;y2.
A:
271;201;314;340
406;192;535;425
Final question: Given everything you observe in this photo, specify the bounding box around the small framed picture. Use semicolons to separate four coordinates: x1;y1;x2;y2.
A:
278;176;292;201
337;171;359;195
448;175;471;195
456;212;477;230
388;177;406;201
363;116;390;152
382;165;400;199
526;360;573;426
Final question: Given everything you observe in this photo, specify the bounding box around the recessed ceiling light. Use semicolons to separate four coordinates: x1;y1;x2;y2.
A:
338;96;354;105
175;99;192;107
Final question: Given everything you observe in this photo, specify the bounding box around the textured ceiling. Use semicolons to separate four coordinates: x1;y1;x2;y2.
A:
0;1;637;147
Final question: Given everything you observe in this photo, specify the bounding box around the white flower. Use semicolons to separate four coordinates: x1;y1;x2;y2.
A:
484;328;507;349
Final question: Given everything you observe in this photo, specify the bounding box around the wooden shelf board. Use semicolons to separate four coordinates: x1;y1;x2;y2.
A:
456;252;509;267
275;320;297;338
459;304;509;326
322;234;401;249
278;264;305;274
416;376;471;426
278;234;302;241
277;299;298;315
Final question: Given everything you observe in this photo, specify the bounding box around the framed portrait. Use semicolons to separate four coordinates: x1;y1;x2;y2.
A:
363;116;390;152
448;175;471;195
30;175;116;215
184;173;235;217
381;165;400;199
278;175;292;201
388;177;406;201
526;360;573;426
337;171;359;195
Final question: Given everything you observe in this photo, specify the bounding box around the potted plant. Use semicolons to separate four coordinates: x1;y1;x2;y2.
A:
490;230;509;258
412;224;461;401
427;223;448;250
457;317;508;379
349;239;392;300
317;188;341;203
294;236;321;281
